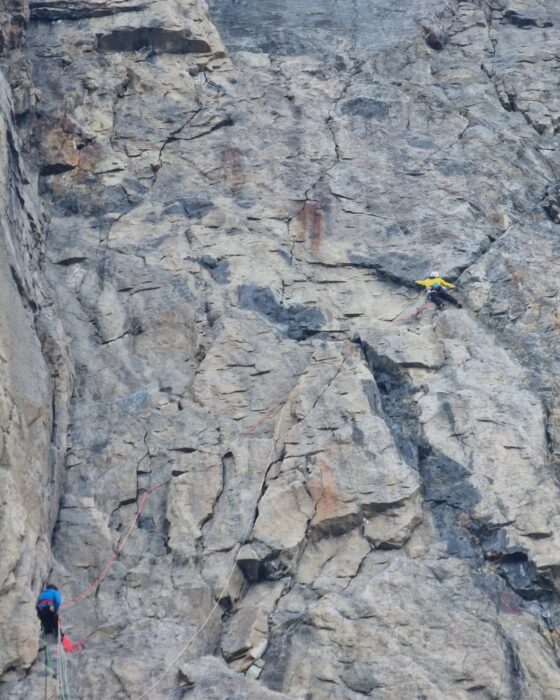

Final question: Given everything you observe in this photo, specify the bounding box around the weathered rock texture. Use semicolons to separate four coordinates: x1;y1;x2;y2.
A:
3;0;560;698
0;55;71;680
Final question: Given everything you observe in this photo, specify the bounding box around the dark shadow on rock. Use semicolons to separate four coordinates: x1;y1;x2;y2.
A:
341;98;389;120
96;28;212;54
356;335;480;554
355;334;560;622
347;253;425;289
30;0;148;21
423;28;445;51
238;284;325;340
199;256;230;284
260;615;309;692
503;10;552;29
165;197;214;220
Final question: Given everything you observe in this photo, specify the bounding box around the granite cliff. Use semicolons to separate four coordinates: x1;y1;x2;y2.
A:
2;0;560;698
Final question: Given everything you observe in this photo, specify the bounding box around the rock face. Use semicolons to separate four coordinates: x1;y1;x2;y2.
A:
3;0;560;698
0;61;71;679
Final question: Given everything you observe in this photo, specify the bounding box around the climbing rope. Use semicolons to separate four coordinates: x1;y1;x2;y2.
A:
391;301;429;324
43;631;52;700
51;628;64;700
62;392;293;612
42;349;356;700
239;388;293;437
43;628;67;700
62;639;71;699
43;389;293;697
56;626;70;700
380;290;424;323
50;383;294;699
135;396;291;700
61;479;169;611
41;343;358;700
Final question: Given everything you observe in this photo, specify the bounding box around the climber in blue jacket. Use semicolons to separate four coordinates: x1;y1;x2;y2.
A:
36;584;63;639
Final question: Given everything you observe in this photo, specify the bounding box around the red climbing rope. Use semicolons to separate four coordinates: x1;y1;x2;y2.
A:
136;393;294;700
61;479;169;610
61;391;292;611
390;302;429;323
239;389;293;436
47;384;296;700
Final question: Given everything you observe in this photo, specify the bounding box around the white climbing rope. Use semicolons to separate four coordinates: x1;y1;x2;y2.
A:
136;397;291;700
57;627;70;700
55;630;64;700
43;631;52;700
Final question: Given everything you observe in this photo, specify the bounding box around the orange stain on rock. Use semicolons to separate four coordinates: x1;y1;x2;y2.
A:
309;459;339;523
297;201;323;252
221;146;244;189
498;591;521;615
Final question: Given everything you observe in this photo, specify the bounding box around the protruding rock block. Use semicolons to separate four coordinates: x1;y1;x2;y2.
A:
96;27;212;54
221;607;268;671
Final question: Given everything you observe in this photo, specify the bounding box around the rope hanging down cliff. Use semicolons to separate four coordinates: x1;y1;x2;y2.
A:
61;389;293;612
44;388;294;698
61;479;170;611
135;394;292;700
136;351;350;699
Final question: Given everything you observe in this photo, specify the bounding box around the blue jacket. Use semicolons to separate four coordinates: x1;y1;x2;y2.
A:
37;588;62;612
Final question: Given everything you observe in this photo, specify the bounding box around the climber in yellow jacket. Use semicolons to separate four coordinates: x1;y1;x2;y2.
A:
416;271;462;310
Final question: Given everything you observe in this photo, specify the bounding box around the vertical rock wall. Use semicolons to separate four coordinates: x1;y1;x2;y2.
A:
0;21;71;679
2;0;560;698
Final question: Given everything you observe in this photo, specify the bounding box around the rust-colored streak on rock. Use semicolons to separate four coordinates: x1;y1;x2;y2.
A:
221;146;244;189
310;459;339;524
41;128;80;168
498;591;521;615
504;261;528;321
37;116;97;175
297;201;322;252
311;205;322;252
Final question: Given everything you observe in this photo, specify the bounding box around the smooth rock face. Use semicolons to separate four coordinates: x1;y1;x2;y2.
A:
3;0;560;698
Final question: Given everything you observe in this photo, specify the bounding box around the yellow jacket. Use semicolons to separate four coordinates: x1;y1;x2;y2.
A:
415;277;455;289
